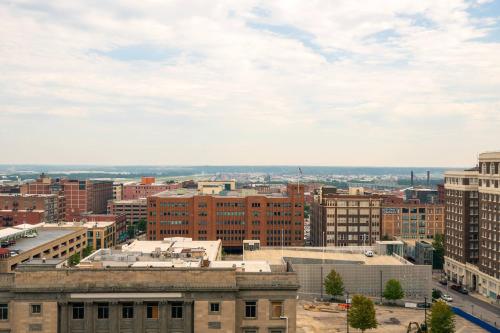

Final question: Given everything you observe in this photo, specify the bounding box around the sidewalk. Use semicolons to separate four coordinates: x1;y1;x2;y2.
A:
469;291;500;309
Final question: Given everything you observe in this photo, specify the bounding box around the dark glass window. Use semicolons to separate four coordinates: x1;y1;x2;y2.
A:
122;303;134;319
72;303;84;319
31;304;42;314
171;302;183;319
245;301;257;318
97;303;109;319
0;304;7;320
209;302;220;313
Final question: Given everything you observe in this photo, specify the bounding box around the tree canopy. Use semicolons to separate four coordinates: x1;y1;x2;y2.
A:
383;279;405;302
432;234;445;269
348;294;378;332
429;300;455;333
324;269;345;299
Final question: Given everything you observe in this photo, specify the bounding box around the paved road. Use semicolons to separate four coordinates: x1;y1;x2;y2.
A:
434;281;500;329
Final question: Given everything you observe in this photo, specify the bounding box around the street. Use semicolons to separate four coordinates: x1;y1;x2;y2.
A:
434;281;500;329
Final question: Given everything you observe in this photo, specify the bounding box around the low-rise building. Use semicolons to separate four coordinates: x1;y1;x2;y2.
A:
43;221;117;251
0;224;87;272
0;265;299;333
123;177;181;200
245;246;431;300
381;203;444;240
0;193;63;223
107;198;147;227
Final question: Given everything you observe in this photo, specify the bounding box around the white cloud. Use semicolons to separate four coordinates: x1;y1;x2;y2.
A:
0;0;499;166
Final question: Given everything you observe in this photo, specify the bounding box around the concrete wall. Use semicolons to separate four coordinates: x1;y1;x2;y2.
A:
291;263;432;301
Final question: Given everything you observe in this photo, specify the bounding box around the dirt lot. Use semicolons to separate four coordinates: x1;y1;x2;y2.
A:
296;300;488;333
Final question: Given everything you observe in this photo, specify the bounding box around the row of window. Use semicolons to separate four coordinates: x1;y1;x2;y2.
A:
72;302;184;320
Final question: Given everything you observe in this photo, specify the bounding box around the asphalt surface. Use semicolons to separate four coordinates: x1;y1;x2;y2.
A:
434;281;500;329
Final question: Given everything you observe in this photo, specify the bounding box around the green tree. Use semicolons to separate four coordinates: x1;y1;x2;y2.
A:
348;295;378;332
137;219;147;232
429;300;455;333
383;279;405;303
324;269;345;300
432;234;445;269
68;253;80;266
381;234;391;241
82;246;93;258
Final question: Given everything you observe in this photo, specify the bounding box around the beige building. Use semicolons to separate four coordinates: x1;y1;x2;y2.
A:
0;265;299;333
311;188;382;246
0;224;87;272
44;221;116;251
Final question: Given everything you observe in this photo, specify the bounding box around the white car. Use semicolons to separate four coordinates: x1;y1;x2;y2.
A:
364;250;374;257
441;294;453;302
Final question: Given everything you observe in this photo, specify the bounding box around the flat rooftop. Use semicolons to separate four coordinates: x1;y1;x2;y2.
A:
121;238;221;262
209;260;271;272
153;188;288;199
7;228;75;253
244;248;406;266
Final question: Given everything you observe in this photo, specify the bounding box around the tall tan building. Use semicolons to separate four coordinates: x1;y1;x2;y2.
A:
311;188;382;246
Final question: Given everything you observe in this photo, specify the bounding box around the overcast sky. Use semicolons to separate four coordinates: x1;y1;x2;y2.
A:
1;0;499;167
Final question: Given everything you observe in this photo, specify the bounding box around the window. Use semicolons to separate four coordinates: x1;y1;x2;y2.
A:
97;303;109;319
122;303;134;319
270;301;283;319
245;301;257;318
244;330;257;333
30;304;42;315
0;304;7;320
72;303;84;320
171;302;183;319
209;302;220;314
146;303;158;320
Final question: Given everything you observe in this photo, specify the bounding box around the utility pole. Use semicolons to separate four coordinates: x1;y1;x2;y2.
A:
346;291;350;333
380;270;383;304
321;231;325;301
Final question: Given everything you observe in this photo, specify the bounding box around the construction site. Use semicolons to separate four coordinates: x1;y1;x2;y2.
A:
296;300;488;333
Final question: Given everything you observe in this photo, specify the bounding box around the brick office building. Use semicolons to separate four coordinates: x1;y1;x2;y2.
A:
381;203;445;240
147;184;304;249
0;193;63;225
21;175;113;221
123;177;181;200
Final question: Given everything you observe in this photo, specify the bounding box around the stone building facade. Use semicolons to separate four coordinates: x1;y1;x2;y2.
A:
0;268;299;333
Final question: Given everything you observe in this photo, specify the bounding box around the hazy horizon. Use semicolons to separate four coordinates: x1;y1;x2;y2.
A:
1;1;500;166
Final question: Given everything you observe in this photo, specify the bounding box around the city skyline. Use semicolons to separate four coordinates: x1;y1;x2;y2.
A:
1;1;500;166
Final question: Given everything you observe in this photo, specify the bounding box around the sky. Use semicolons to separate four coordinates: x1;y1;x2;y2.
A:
1;0;500;167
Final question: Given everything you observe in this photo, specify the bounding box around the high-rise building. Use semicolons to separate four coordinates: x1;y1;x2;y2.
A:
112;182;123;200
478;152;500;280
444;152;500;301
147;184;304;249
444;169;479;266
310;187;382;247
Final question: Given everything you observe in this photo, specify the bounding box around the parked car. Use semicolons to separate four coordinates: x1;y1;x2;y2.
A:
441;294;453;302
439;279;448;286
364;250;374;257
417;302;431;309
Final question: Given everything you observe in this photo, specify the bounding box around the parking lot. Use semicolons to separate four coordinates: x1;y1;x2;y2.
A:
296;300;488;333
